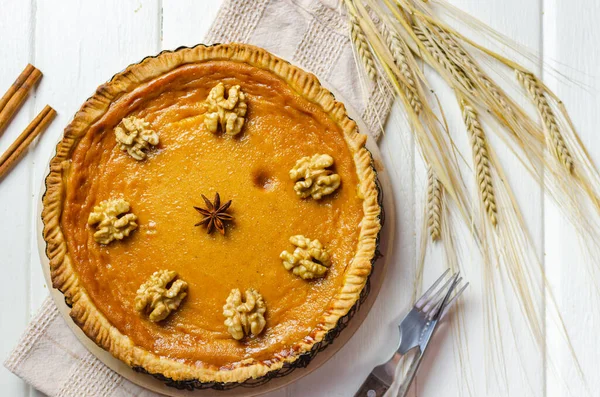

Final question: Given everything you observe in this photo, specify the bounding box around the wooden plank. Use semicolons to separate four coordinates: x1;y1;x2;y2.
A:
24;1;160;395
414;1;545;396
0;0;34;395
543;1;600;396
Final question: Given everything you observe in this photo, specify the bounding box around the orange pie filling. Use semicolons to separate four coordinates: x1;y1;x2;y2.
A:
60;60;366;370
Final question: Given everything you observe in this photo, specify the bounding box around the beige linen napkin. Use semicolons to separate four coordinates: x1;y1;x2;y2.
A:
4;1;392;395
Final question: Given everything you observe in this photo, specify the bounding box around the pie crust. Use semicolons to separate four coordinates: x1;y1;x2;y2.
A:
42;43;381;384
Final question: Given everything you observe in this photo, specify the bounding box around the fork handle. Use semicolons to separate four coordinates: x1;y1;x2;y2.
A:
354;372;389;396
397;349;424;397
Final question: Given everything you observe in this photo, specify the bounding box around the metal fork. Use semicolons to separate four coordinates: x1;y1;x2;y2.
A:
354;269;468;397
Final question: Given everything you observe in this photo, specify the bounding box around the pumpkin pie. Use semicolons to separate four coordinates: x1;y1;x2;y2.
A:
42;43;381;384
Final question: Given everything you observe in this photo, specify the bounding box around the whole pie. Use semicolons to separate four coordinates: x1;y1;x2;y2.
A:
42;43;381;384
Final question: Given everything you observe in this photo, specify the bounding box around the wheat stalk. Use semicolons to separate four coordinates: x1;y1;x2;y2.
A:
347;5;378;82
460;98;498;226
427;165;443;241
516;70;574;173
381;23;423;114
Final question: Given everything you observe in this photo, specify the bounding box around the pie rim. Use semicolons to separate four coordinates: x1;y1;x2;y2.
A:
41;43;382;384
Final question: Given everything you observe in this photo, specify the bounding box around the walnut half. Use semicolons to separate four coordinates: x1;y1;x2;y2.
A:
87;198;138;244
204;83;247;136
135;270;188;322
115;116;159;160
223;288;267;340
289;154;341;200
280;235;331;280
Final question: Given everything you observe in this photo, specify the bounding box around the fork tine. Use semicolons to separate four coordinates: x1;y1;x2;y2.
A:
420;272;457;313
415;268;450;308
432;276;461;315
440;281;469;319
426;272;460;320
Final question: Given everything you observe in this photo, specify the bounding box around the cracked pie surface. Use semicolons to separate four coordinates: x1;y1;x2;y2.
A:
42;44;381;384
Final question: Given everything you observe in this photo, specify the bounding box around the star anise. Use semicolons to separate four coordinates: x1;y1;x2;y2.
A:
194;193;233;235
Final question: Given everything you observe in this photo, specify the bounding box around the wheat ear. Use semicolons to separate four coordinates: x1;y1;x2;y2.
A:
516;70;574;173
412;25;475;94
433;26;510;111
348;8;378;82
460;99;498;226
381;23;423;114
427;165;443;241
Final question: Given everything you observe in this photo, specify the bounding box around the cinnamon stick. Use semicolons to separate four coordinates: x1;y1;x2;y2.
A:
0;105;56;180
0;64;42;135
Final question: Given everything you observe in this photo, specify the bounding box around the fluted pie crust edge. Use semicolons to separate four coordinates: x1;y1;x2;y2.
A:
41;43;381;384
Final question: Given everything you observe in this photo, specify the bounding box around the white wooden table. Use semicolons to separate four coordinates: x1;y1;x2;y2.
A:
1;1;599;396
